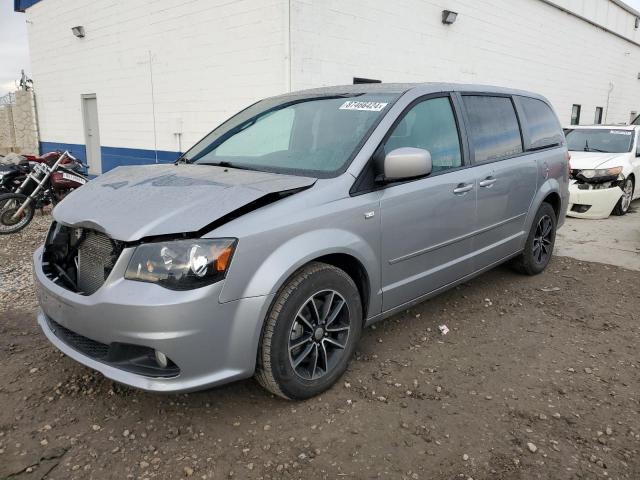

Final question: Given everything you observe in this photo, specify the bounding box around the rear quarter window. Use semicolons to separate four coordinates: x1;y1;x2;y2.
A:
516;96;563;150
462;95;523;164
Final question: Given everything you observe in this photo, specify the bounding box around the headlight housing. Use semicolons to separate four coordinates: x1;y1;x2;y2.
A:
577;166;623;181
125;238;236;290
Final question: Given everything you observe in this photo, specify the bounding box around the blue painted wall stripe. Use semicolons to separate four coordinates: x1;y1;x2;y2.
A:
39;141;181;174
14;0;42;12
40;142;87;162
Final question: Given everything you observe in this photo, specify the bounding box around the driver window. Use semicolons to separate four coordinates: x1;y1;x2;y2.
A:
385;97;462;173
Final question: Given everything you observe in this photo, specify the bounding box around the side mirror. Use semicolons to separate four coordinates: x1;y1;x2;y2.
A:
381;147;432;182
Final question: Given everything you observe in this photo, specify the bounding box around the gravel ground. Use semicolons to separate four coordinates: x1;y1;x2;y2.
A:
1;214;639;480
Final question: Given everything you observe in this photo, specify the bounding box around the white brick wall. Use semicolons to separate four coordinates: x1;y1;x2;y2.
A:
26;0;289;152
290;0;640;126
24;0;640;156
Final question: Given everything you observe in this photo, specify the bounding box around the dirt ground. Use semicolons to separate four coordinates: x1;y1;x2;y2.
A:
1;214;639;480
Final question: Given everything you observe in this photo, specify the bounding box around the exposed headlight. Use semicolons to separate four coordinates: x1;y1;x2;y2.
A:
125;238;236;290
579;166;623;179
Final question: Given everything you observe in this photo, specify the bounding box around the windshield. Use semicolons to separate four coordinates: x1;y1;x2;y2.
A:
565;129;634;153
184;93;399;177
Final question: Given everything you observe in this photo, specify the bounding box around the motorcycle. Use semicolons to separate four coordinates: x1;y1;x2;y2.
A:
0;151;88;234
0;151;86;194
0;160;31;194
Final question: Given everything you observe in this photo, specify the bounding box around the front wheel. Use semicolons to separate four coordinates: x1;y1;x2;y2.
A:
511;202;557;275
0;193;35;234
256;262;362;400
612;177;634;216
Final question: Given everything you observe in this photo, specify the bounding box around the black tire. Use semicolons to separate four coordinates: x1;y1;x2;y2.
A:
512;202;557;276
612;176;634;216
0;193;34;235
256;262;362;400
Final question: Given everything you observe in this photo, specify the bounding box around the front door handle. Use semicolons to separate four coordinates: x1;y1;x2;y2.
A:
479;177;497;188
453;183;473;195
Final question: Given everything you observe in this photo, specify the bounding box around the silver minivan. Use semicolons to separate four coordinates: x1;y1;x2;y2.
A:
34;83;569;399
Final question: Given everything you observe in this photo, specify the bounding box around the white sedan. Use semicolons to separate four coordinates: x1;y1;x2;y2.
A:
565;125;640;219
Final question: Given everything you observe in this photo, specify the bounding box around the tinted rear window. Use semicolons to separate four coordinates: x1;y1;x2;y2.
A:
462;96;523;163
517;97;563;150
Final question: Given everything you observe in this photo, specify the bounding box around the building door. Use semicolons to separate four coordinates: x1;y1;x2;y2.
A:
82;94;102;174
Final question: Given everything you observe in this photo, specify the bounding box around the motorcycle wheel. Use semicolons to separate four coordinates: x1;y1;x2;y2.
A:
0;193;35;235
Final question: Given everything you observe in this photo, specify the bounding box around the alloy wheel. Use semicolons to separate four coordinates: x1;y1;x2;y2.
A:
288;289;351;380
532;214;553;265
621;180;633;212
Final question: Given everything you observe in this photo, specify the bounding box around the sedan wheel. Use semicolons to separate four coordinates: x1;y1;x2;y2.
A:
613;177;634;216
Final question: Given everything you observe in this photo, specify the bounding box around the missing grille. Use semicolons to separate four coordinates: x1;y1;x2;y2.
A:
42;222;123;295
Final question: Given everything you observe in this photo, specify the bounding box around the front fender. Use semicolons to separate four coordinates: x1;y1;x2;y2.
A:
221;228;381;317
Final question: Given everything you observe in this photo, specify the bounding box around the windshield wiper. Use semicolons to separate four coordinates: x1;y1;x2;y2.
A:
200;161;260;172
175;156;192;164
582;140;607;153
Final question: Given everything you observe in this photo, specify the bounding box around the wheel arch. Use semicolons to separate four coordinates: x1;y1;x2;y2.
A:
521;179;566;249
220;228;381;319
305;253;370;320
542;191;561;219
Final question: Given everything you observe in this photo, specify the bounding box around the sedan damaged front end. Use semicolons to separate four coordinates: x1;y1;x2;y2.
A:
567;166;626;219
564;126;638;219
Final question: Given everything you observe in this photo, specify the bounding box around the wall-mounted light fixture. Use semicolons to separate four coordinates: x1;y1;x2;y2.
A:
71;26;85;38
442;10;458;25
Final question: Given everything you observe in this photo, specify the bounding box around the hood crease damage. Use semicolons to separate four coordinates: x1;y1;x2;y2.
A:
52;164;316;241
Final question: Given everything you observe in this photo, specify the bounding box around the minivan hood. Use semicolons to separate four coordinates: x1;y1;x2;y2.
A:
53;164;316;241
569;151;629;170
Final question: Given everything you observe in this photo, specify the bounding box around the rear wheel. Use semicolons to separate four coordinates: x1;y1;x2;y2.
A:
612;177;634;216
256;262;362;400
512;202;557;275
0;193;34;235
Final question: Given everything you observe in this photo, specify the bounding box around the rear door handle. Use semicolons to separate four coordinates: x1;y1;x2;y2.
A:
453;183;474;195
479;177;497;188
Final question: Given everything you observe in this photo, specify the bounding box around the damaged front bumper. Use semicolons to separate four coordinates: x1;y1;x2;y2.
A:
567;180;623;219
33;245;273;393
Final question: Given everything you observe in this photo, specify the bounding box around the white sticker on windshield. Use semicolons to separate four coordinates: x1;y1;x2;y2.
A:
610;130;632;135
339;101;388;112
